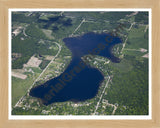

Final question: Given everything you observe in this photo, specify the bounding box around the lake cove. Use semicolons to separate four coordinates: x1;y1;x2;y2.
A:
29;32;122;105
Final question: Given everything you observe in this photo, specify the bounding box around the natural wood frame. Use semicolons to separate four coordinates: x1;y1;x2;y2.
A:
0;0;160;127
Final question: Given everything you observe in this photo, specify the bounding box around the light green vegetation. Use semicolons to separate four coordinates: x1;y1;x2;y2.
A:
12;11;149;116
25;24;47;39
76;21;110;34
106;57;148;115
35;56;72;87
12;67;41;106
111;58;133;73
125;25;148;50
42;29;55;40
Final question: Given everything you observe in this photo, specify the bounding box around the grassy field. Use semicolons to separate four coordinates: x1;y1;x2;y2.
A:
125;25;148;50
42;29;55;40
110;58;133;73
12;67;41;106
12;12;149;115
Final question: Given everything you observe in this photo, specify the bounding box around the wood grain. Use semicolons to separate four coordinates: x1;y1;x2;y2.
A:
0;0;160;127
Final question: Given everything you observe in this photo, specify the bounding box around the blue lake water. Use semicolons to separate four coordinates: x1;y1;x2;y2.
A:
29;32;122;105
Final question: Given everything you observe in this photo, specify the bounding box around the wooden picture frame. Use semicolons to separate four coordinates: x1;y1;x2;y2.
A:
0;0;159;127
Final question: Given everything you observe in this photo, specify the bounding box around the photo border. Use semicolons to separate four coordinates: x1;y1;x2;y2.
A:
9;8;152;120
0;0;159;128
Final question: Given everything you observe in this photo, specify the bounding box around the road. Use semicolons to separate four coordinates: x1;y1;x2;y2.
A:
128;22;135;31
60;11;64;16
121;22;135;53
14;41;61;108
70;18;85;36
93;20;136;115
124;48;140;51
121;37;128;53
144;25;148;33
14;17;85;108
27;42;61;93
14;15;137;112
23;28;28;37
93;76;111;115
106;102;117;115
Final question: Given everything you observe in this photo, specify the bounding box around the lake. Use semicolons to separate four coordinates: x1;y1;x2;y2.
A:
29;32;122;105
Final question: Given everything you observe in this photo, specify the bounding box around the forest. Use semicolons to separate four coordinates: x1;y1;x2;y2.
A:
135;12;148;24
12;13;39;23
25;24;47;39
106;55;148;115
12;26;57;69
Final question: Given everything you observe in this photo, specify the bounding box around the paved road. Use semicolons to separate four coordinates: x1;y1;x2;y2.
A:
23;28;28;37
144;25;148;33
93;76;111;115
14;41;61;108
27;42;61;94
121;22;135;53
93;21;136;115
14;17;85;108
70;19;85;36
